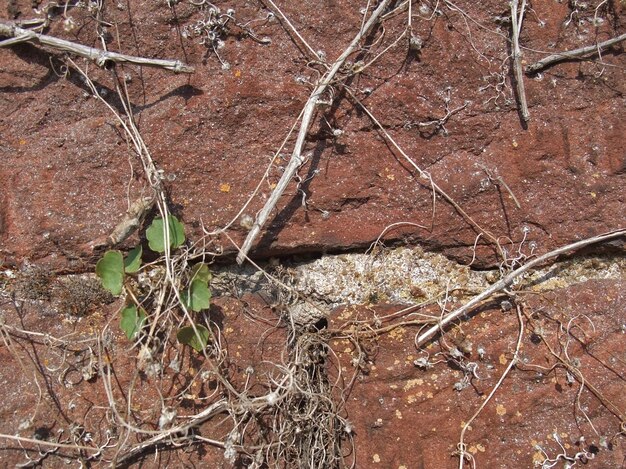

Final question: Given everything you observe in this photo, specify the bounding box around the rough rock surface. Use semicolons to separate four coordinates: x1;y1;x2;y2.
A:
0;0;625;468
0;0;624;268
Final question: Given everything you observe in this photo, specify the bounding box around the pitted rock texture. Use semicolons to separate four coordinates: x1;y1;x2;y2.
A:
0;0;624;269
0;1;625;468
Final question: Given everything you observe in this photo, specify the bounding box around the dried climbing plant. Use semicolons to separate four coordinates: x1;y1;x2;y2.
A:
0;1;624;468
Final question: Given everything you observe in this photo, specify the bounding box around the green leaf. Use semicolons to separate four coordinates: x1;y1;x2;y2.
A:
177;325;210;352
120;304;147;340
96;250;124;295
146;215;185;253
181;279;211;312
124;245;143;273
190;263;211;284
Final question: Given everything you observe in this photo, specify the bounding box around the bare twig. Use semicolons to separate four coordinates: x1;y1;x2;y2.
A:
0;433;99;453
90;195;155;249
416;87;469;136
113;399;229;465
525;32;626;74
347;90;501;249
0;21;194;73
510;0;530;122
236;0;393;264
457;304;524;469
479;165;521;209
415;228;626;348
262;0;321;61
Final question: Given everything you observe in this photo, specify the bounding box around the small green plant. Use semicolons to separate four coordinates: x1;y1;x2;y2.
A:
120;304;147;340
176;325;210;352
95;250;125;296
146;215;185;253
181;263;212;312
95;215;211;350
124;245;143;273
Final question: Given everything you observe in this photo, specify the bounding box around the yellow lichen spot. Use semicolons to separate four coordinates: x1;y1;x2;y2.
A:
430;373;438;381
224;327;234;334
395;409;403;419
234;69;242;78
532;451;545;465
390;384;398;390
338;309;353;320
516;410;522;417
219;183;231;193
394;359;401;365
372;453;381;463
403;378;423;391
590;192;597;198
406;394;417;404
499;354;507;365
19;139;27;145
460;421;472;430
269;182;277;189
476;443;486;452
388;326;406;341
512;139;518;148
386;173;395;181
496;404;507;416
426;391;433;399
468;445;478;454
343;347;352;354
399;466;408;469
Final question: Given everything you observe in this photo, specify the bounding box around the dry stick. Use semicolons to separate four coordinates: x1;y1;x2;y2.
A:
526;32;626;74
263;0;321;61
0;433;100;453
458;305;524;469
236;0;393;264
113;399;229;465
415;228;626;348
510;0;530;122
0;21;194;73
541;337;626;425
347;90;501;249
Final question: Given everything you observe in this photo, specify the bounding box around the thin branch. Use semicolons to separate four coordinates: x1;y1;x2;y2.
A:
0;433;99;453
415;228;626;348
113;399;228;465
458;304;524;469
0;21;194;73
526;32;626;74
510;0;530;122
262;0;321;61
347;90;501;249
236;0;393;264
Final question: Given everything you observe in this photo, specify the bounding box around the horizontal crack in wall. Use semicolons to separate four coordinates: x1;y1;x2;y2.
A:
213;246;626;308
